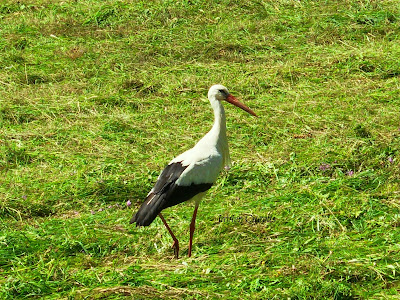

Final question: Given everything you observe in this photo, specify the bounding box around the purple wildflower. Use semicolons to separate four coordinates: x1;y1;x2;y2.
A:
98;208;103;212
127;200;132;207
347;170;354;176
22;195;27;200
319;163;330;171
91;210;95;215
388;156;394;164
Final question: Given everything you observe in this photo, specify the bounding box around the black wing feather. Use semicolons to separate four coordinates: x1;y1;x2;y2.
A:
131;162;212;226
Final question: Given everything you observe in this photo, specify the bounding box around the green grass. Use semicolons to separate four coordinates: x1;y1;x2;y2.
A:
1;0;400;298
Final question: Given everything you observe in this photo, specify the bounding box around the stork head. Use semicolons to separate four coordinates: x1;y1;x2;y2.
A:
208;84;231;101
208;84;257;117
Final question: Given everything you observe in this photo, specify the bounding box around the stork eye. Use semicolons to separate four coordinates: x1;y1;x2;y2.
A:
219;89;228;96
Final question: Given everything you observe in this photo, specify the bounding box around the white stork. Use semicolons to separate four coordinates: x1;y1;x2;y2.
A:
130;84;257;258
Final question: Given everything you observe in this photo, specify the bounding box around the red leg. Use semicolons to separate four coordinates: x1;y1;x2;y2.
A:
188;202;199;258
158;213;179;259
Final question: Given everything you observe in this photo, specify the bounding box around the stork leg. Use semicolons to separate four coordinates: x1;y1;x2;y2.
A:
188;201;199;258
158;213;179;259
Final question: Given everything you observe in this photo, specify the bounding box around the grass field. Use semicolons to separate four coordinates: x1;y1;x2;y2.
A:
1;0;400;298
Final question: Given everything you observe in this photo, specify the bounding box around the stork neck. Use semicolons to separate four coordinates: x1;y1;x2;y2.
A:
209;99;230;167
211;99;226;137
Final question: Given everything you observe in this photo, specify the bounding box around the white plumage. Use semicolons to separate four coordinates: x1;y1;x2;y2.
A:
131;84;257;258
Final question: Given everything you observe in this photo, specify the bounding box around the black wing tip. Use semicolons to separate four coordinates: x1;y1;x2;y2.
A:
130;212;153;226
130;219;144;226
131;220;152;227
129;161;189;227
129;212;136;224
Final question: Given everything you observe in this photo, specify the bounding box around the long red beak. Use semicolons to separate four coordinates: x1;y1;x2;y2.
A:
226;94;258;117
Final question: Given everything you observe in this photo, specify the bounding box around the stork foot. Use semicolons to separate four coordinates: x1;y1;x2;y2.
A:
172;240;179;259
158;213;180;259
